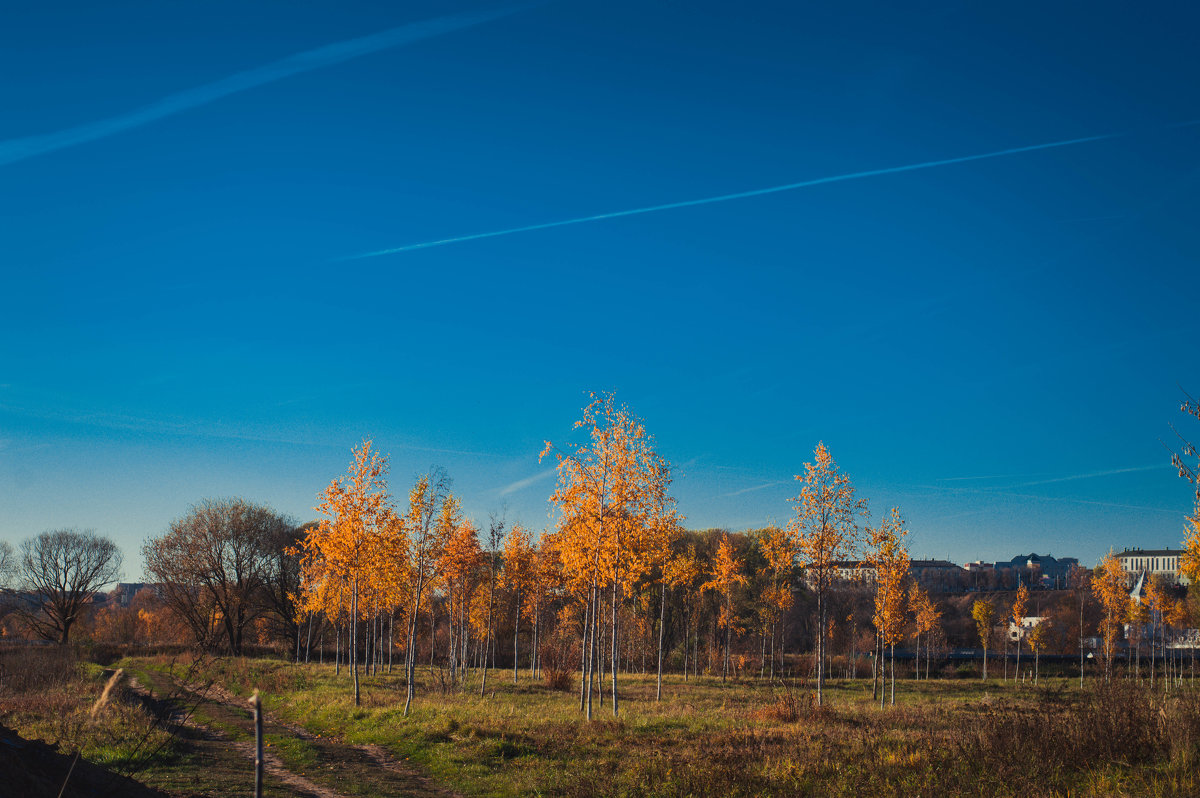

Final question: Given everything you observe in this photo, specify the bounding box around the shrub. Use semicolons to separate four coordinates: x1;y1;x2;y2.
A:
540;630;579;692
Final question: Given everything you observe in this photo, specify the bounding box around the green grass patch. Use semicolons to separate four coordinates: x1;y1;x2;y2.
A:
124;656;1200;797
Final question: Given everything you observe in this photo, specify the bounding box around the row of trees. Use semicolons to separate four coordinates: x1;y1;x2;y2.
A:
972;552;1198;686
4;392;1199;720
277;395;946;715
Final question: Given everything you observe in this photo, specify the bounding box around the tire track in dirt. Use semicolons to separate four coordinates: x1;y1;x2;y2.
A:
130;669;460;798
127;674;342;798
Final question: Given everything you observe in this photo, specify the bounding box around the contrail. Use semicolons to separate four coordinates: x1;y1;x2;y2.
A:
0;5;525;167
345;119;1200;259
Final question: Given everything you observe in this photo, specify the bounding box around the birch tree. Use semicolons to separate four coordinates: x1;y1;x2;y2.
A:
703;534;747;683
542;392;674;719
1068;563;1091;687
1095;551;1128;684
296;440;401;706
869;508;909;707
972;599;995;680
758;525;797;681
402;470;454;716
1011;582;1028;686
789;442;867;706
502;524;536;683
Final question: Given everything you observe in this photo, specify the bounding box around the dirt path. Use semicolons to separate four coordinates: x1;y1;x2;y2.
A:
128;668;460;798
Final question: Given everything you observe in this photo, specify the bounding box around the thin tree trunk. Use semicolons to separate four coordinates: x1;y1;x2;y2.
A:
769;616;776;681
611;578;619;717
816;589;825;706
889;643;895;706
1015;629;1021;687
872;628;881;701
305;614;314;664
587;585;598;721
656;579;666;701
580;591;591;712
532;594;540;679
404;608;419;716
682;603;689;683
513;588;521;684
351;582;360;707
429;602;436;669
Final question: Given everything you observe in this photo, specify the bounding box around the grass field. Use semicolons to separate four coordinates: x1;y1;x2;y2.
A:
4;647;1200;797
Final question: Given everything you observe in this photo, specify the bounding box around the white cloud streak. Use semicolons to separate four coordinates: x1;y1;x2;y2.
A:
0;6;524;167
497;468;557;497
343;120;1200;259
1003;464;1171;488
721;480;789;498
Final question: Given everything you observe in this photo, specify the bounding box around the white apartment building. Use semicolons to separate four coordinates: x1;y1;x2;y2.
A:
1116;548;1188;585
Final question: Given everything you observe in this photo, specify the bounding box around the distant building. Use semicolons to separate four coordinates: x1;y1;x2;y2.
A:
821;559;964;592
1009;615;1048;642
1001;553;1077;586
1117;548;1189;585
828;561;876;583
909;559;964;592
107;583;163;607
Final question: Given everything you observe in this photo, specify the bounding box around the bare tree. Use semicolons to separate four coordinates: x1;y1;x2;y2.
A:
16;529;122;643
0;540;14;586
260;519;309;658
143;498;288;655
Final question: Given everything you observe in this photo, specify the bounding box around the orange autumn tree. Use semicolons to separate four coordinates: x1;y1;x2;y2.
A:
869;507;909;707
439;518;483;686
1011;582;1029;685
789;442;867;706
1027;618;1050;685
663;544;704;682
401;470;455;716
297;439;402;707
1095;551;1128;684
1182;504;1200;585
626;457;680;702
1144;575;1173;690
1128;594;1149;679
502;524;536;683
541;516;601;716
758;525;798;680
525;537;563;681
542;392;674;720
910;584;941;680
972;599;996;680
703;533;748;683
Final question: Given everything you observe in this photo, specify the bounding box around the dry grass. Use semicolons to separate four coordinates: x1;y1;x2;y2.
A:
139;656;1200;797
8;646;1199;797
0;646;175;772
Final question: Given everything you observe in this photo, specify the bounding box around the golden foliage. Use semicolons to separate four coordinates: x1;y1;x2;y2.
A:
870;508;910;647
1182;503;1200;584
1094;551;1128;679
972;599;995;650
789;442;867;590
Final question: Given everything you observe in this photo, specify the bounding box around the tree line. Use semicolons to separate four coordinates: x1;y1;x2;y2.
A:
3;392;1199;717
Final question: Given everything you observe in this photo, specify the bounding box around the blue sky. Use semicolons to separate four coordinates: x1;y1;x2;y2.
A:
2;1;1198;578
